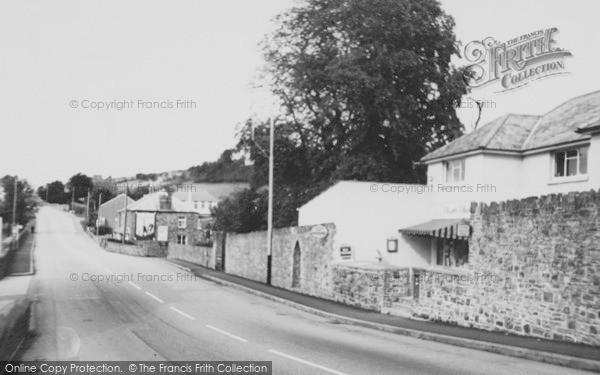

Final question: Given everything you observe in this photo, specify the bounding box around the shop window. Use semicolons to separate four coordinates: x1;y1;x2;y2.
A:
436;239;469;267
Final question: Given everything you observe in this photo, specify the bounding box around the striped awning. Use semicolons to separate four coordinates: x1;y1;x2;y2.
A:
399;219;470;239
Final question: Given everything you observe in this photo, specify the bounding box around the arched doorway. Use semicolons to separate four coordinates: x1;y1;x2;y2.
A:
292;241;301;288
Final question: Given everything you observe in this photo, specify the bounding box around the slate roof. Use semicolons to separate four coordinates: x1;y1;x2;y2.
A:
421;90;600;162
119;192;190;212
172;189;218;203
421;114;539;161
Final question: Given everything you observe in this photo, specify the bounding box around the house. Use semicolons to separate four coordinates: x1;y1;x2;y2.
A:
400;89;600;270
299;90;600;270
115;192;202;245
172;189;218;216
172;182;249;222
97;193;136;232
298;181;432;266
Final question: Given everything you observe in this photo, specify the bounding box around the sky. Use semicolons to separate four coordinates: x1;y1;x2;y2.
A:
0;0;599;187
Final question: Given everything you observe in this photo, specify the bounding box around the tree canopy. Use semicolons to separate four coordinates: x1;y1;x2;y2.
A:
216;0;470;232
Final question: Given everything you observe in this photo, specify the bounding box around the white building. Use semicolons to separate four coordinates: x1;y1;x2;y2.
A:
299;90;600;270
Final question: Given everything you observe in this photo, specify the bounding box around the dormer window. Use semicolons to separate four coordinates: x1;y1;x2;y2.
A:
554;147;588;178
445;159;465;183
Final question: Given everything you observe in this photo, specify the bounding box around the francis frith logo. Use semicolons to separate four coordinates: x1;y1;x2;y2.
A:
463;27;572;92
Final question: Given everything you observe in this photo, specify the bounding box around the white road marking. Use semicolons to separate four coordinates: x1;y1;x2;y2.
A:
170;306;196;321
206;325;248;343
268;349;349;375
128;281;142;290
145;291;164;303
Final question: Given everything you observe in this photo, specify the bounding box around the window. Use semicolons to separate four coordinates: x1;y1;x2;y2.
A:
445;159;465;183
194;201;198;209
177;216;187;229
554;147;588;178
177;234;187;245
200;201;206;209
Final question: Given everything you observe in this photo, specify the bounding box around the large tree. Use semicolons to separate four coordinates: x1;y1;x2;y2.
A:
37;180;69;204
67;173;94;201
216;0;469;231
261;0;468;183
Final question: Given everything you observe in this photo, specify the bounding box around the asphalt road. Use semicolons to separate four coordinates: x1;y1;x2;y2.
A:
16;206;588;375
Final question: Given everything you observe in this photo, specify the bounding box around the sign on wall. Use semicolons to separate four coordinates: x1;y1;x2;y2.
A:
135;212;156;237
310;224;329;239
339;245;352;260
157;226;168;242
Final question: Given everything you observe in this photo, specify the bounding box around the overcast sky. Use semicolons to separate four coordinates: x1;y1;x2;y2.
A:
1;0;598;187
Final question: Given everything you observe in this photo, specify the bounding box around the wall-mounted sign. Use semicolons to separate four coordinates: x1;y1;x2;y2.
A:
339;245;352;260
457;224;471;238
310;224;329;239
136;212;156;237
387;237;398;253
157;226;168;242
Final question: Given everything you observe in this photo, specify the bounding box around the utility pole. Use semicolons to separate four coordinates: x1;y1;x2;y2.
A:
85;190;90;223
97;193;103;236
266;118;274;285
12;176;18;250
122;186;128;244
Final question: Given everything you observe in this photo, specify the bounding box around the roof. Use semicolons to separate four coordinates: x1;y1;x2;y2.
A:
399;219;469;239
119;192;191;213
422;114;540;161
172;189;217;202
99;193;135;209
176;183;249;200
422;90;600;162
576;120;600;134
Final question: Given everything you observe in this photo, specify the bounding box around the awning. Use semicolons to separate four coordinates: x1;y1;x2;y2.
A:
399;219;470;239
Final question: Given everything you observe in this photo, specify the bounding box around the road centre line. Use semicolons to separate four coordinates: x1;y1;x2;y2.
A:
170;306;196;321
145;291;164;303
268;349;349;375
128;281;142;290
206;325;248;343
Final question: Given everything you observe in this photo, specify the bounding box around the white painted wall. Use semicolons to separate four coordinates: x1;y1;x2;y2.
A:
426;139;599;219
298;181;432;267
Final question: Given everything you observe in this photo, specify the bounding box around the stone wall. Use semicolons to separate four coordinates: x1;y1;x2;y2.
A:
413;191;600;346
271;224;336;298
168;244;215;269
224;223;336;297
224;230;269;283
101;239;167;257
332;263;410;311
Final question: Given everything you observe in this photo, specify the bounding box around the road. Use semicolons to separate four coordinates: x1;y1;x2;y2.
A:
16;206;587;375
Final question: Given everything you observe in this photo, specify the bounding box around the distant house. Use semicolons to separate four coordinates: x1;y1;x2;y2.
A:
98;194;136;232
115;192;201;245
173;182;249;218
173;189;218;216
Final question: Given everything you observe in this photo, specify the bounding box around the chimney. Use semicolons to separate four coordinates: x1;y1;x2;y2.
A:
159;194;172;210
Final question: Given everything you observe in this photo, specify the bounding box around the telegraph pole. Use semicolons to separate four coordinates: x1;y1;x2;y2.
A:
12;176;18;250
266;118;274;285
85;190;90;223
122;186;128;244
97;193;103;236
